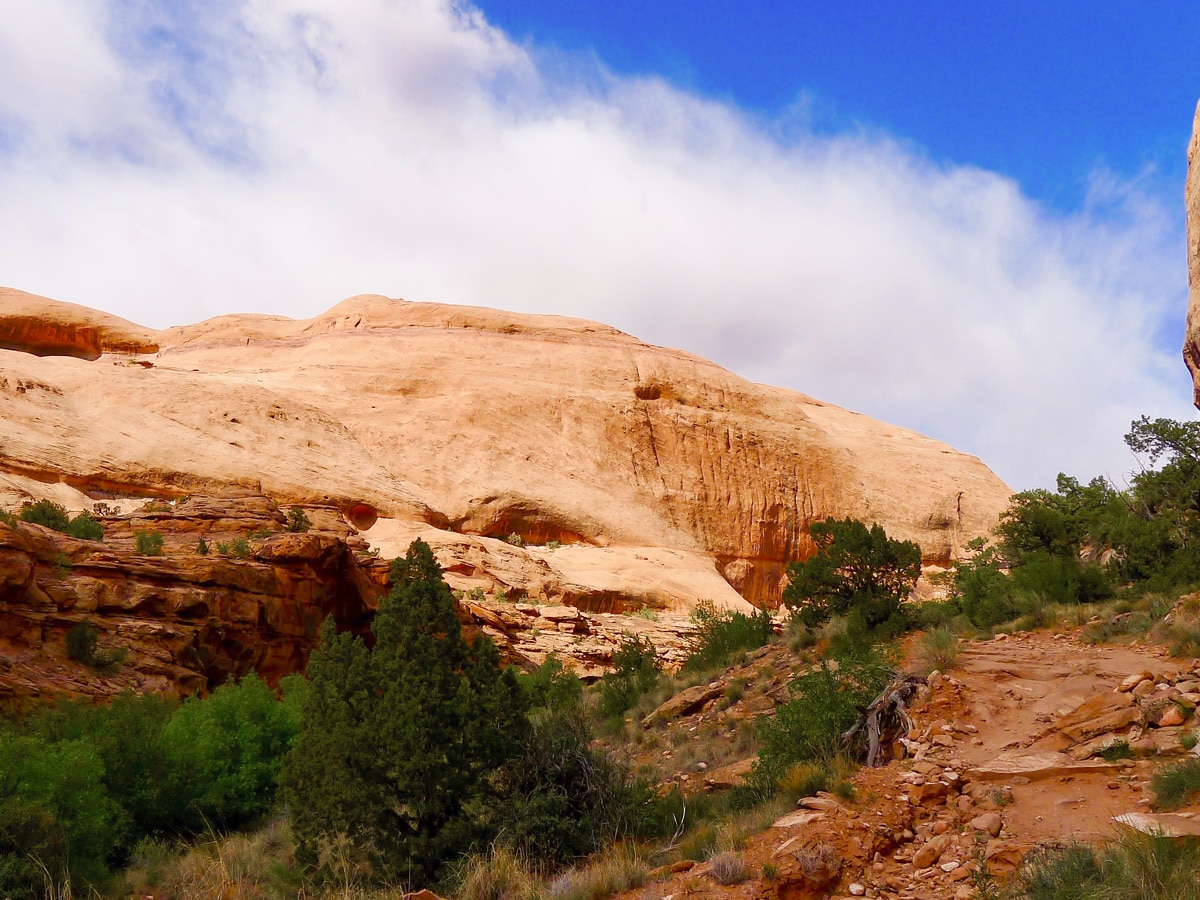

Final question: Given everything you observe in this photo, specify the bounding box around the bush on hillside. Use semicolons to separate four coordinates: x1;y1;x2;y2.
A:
682;601;773;673
596;634;660;719
752;643;894;795
18;499;104;541
134;530;164;555
494;706;657;870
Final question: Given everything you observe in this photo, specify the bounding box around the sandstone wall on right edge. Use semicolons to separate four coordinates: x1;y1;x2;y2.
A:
1183;100;1200;400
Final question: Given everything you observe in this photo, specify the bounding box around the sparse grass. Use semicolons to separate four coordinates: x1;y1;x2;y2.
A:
542;845;647;900
119;818;297;900
723;677;747;705
632;607;659;621
706;850;746;885
1151;758;1200;810
1168;616;1200;658
678;823;718;862
1181;731;1199;752
1098;740;1133;762
1008;829;1200;899
456;846;537;900
776;761;830;799
914;626;960;673
1082;595;1174;645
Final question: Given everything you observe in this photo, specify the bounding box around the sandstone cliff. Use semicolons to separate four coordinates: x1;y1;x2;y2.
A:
0;288;1011;606
1185;100;1200;400
0;287;1012;698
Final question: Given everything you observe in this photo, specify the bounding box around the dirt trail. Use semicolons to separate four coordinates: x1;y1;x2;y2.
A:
630;630;1200;899
931;631;1193;845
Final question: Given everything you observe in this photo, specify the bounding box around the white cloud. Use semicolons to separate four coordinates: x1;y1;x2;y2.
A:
0;0;1193;490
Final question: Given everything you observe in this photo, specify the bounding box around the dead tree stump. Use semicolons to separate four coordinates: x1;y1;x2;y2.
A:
842;674;924;767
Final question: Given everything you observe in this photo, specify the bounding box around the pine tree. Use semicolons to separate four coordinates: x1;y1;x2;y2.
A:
281;539;528;884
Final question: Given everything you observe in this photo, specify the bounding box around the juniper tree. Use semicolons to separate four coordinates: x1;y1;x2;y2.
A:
784;517;921;633
281;539;528;884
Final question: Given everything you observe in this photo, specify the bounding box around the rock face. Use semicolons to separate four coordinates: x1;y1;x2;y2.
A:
0;288;1011;613
0;493;388;706
0;287;1013;699
1184;100;1200;400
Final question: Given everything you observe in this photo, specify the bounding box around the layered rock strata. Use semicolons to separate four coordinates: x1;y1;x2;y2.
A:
0;288;1012;614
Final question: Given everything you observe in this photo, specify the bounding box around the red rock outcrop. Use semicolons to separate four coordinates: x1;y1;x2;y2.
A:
0;494;386;706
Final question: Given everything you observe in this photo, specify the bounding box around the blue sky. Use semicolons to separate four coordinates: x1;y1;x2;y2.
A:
0;1;1197;491
481;2;1200;210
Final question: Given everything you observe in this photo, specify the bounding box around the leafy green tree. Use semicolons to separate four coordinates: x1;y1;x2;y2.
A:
783;518;921;633
281;539;529;884
163;672;301;830
0;732;118;899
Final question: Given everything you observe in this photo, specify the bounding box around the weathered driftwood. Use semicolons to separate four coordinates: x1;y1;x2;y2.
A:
842;674;923;767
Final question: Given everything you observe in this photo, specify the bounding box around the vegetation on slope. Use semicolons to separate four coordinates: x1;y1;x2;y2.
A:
8;416;1200;898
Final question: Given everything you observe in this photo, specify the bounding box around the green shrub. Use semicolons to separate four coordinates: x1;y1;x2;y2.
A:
913;598;962;629
196;537;210;555
134;531;164;555
783;518;920;637
215;541;231;555
65;621;98;664
66;511;103;541
230;537;250;557
64;622;125;672
19;499;71;531
17;500;104;541
596;635;659;719
752;644;894;793
286;507;312;533
1098;740;1133;761
1151;758;1200;810
682;601;773;673
0;732;119;899
495;706;656;870
518;655;583;711
163;672;302;830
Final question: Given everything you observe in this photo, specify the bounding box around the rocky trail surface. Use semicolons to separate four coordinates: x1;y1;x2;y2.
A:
623;628;1200;900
